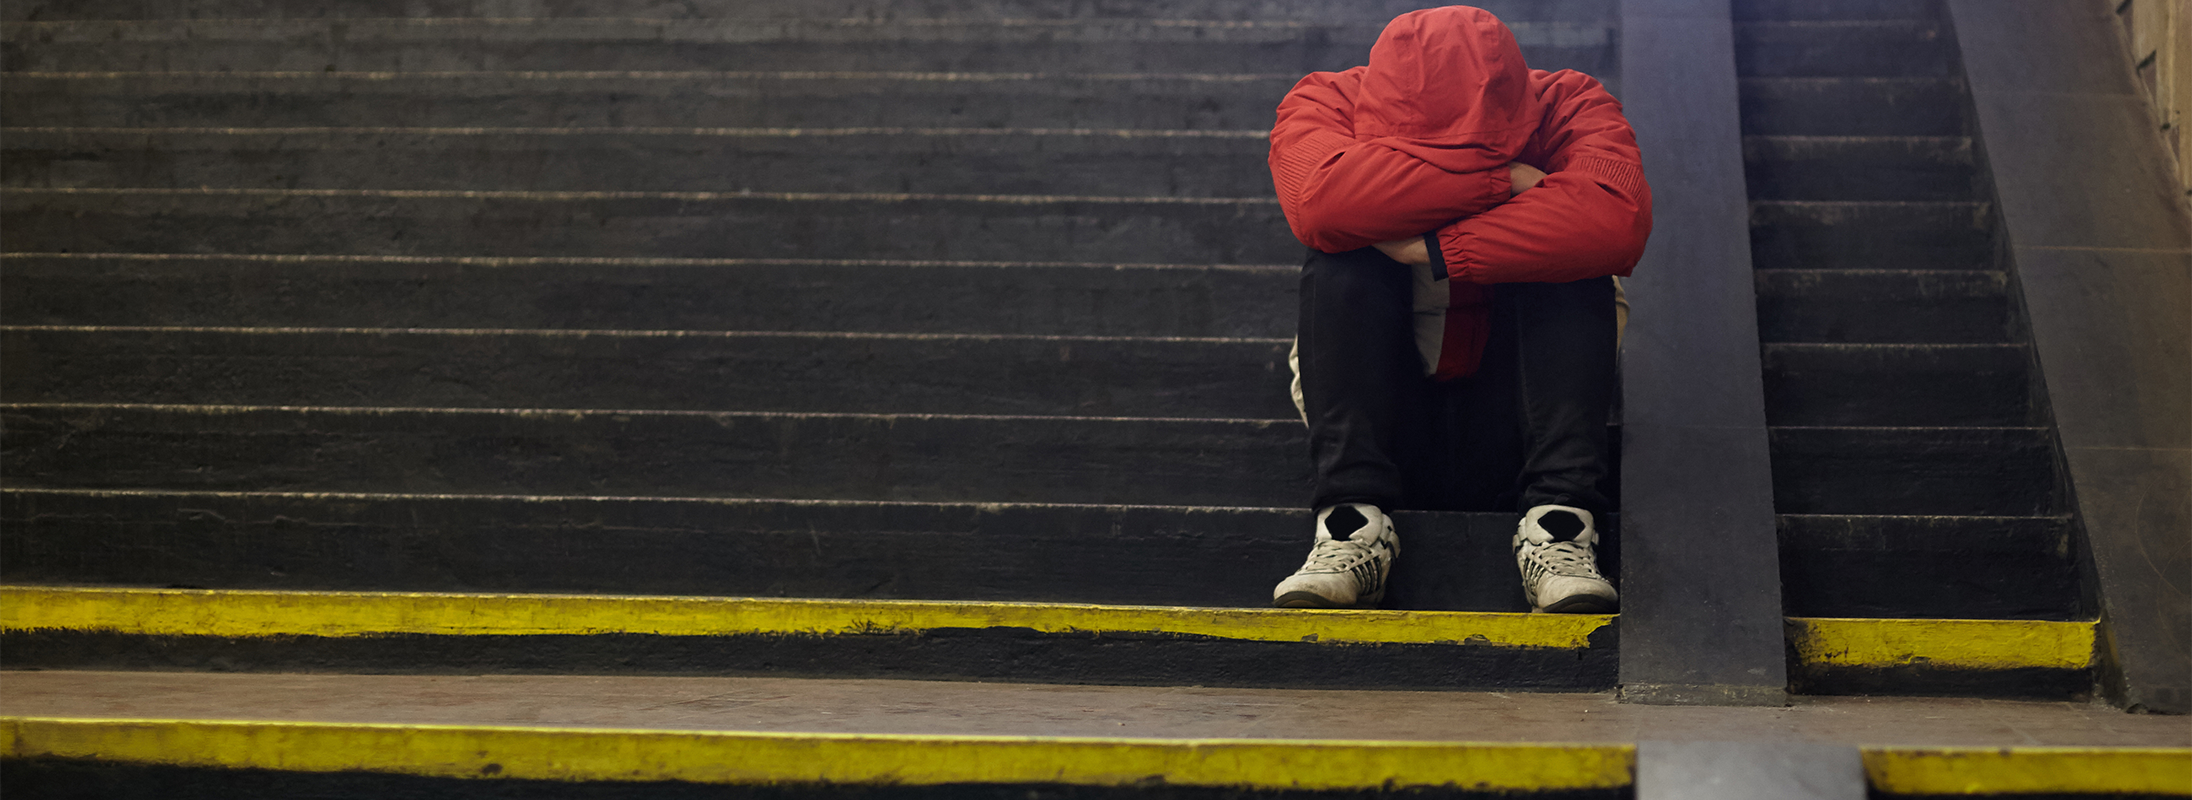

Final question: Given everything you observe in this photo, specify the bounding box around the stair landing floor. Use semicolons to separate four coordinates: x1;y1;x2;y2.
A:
5;671;2184;747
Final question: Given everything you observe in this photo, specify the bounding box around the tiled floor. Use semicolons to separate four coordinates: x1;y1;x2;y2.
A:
4;670;2186;747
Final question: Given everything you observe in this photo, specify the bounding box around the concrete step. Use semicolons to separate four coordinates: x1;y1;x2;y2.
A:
0;71;1305;130
1761;343;2031;427
0;254;1299;338
0;326;1298;419
1754;269;2011;344
0;403;1307;507
0;588;2107;699
1738;77;1965;136
0;188;1298;264
8;672;2183;798
0;489;1573;612
3;0;1616;24
1787;616;2098;699
1729;6;2099;685
0;711;1635;798
1749;200;1990;270
0;587;1622;690
1778;514;2083;620
1742;135;1974;202
0;18;1612;75
1734;20;1951;78
0;127;1276;197
1731;0;1939;21
1769;426;2059;517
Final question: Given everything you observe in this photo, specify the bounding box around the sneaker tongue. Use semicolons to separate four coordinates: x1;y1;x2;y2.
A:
1537;510;1586;542
1323;505;1370;540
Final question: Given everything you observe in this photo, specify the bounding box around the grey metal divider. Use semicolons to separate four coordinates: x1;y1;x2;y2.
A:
1613;0;1789;705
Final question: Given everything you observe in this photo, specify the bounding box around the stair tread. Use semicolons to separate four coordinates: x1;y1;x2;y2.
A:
1;402;1312;506
0;0;1613;20
4;17;1611;74
0;253;1299;337
1;0;1614;23
1732;0;1942;21
0;584;1621;689
0;487;1569;611
8;672;2175;750
1;325;1297;418
0;70;1310;129
0;186;1299;263
2;126;1277;195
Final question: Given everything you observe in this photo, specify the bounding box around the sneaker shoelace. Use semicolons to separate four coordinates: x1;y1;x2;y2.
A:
1303;537;1372;571
1527;541;1602;579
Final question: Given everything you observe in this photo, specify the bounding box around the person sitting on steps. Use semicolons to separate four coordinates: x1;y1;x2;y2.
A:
1265;5;1652;613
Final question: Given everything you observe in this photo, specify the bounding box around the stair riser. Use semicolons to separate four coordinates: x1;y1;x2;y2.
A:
1;27;1609;76
0;257;1303;338
1770;428;2059;516
0;191;1301;264
0;491;1588;612
1778;515;2081;620
1;132;1277;198
1754;269;2010;344
0;405;1310;506
1762;345;2031;427
0;329;1299;419
1750;202;1991;270
12;760;1629;800
1789;663;2092;701
1739;78;1964;136
1743;137;1974;202
1734;22;1951;78
1;77;1303;130
4;0;1617;23
0;629;1620;691
1732;0;1939;21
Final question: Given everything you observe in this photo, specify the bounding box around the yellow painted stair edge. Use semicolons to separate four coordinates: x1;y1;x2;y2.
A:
1786;617;2096;671
4;587;2107;670
6;718;2187;794
0;586;1611;649
1866;746;2192;795
0;717;1636;791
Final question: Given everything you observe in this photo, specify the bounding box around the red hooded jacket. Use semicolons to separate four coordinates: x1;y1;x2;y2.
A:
1268;6;1652;379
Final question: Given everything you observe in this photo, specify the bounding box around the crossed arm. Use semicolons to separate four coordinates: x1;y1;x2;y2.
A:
1370;161;1544;265
1269;69;1652;284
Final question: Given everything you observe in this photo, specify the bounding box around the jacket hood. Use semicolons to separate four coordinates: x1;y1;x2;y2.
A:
1352;5;1539;174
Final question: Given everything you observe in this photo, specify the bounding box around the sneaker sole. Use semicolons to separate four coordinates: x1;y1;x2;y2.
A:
1271;590;1380;610
1536;595;1618;614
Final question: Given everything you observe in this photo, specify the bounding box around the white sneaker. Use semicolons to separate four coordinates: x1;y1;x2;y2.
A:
1271;503;1399;609
1513;504;1619;613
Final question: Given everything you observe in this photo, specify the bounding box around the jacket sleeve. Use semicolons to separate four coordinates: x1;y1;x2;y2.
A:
1430;70;1653;284
1268;69;1512;253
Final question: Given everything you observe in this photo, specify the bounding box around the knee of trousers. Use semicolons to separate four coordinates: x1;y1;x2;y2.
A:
1300;247;1410;306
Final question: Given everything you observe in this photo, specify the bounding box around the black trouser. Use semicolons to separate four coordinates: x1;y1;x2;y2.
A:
1298;246;1617;515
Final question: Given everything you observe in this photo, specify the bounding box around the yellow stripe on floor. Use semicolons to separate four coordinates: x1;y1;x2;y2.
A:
1865;746;2192;795
0;586;1610;649
1786;616;2095;671
0;717;1637;791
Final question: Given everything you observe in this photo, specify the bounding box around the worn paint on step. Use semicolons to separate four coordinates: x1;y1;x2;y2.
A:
1865;746;2192;795
0;717;1638;791
0;586;1612;649
1786;616;2094;671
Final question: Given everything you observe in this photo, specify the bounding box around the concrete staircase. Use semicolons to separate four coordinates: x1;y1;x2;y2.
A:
1;0;1624;688
5;0;2187;795
1733;0;2090;697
